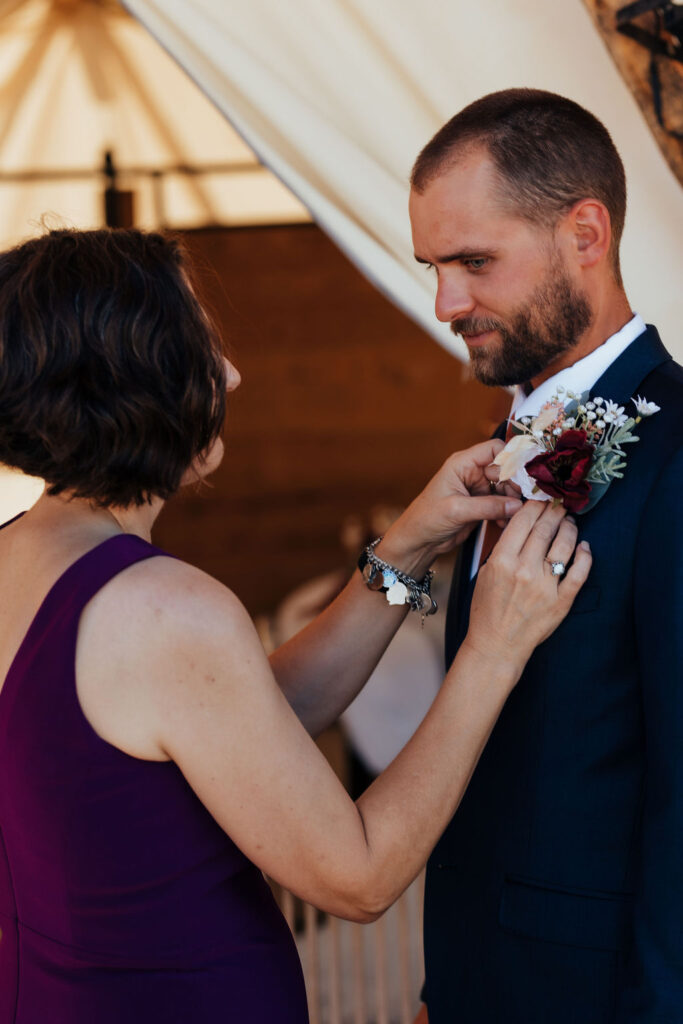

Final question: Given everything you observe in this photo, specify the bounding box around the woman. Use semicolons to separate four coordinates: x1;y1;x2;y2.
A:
0;229;590;1024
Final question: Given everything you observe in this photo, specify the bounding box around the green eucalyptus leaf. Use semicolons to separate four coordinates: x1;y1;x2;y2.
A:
580;478;611;513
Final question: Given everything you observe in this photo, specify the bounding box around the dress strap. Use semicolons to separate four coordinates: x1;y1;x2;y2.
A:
50;534;172;623
0;535;173;712
0;511;26;531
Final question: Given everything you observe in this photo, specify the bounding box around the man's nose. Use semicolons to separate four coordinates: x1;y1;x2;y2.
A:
434;276;475;324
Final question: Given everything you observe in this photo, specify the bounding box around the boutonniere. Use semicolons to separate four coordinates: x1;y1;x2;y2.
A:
493;390;661;514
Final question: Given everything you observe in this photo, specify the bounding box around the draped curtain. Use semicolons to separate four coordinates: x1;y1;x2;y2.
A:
2;0;682;521
121;0;683;362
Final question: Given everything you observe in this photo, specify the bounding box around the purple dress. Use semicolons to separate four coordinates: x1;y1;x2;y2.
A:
0;522;308;1023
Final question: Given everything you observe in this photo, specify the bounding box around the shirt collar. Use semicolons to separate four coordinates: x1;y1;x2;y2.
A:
511;313;646;420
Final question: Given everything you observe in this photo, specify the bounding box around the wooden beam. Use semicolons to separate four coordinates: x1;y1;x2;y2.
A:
582;0;683;186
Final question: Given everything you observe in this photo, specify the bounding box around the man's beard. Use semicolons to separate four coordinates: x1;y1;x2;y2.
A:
453;265;593;388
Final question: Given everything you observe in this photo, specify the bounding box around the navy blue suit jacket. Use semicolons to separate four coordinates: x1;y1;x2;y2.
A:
423;326;683;1023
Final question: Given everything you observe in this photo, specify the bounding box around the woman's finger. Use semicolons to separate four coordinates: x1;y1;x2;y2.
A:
543;517;578;578
491;499;548;558
519;501;567;564
485;464;522;496
461;438;506;469
448;494;522;526
448;440;506;492
557;541;592;607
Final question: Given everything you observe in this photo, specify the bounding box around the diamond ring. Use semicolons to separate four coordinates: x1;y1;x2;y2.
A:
546;559;566;577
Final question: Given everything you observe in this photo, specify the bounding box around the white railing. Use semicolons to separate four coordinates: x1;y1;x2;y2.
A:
276;873;425;1024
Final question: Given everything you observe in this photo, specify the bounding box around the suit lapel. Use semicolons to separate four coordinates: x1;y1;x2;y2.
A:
444;327;670;666
590;324;671;406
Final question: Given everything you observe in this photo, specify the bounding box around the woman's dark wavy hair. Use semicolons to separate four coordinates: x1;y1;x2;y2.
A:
0;228;227;507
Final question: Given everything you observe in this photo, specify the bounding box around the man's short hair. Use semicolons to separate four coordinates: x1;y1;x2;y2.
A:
0;228;227;507
411;88;626;281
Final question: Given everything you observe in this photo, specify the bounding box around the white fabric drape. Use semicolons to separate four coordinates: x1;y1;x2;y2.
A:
0;0;308;244
122;0;683;363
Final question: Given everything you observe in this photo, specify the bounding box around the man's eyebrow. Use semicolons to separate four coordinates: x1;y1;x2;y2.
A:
414;247;498;264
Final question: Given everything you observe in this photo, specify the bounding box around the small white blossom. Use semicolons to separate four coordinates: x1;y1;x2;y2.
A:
556;385;565;395
594;397;604;406
633;395;661;417
532;429;544;438
564;417;576;427
566;390;578;400
578;405;587;414
553;427;562;435
586;401;595;410
604;399;624;418
603;412;615;423
521;416;532;425
587;410;597;420
617;414;628;426
595;419;606;429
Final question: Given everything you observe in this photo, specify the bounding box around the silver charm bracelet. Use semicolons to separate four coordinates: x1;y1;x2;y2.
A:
357;537;437;618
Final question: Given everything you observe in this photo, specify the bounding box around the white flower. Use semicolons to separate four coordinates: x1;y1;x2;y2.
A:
493;434;544;482
515;466;552;503
564;417;576;427
633;395;661;417
566;390;577;400
578;405;587;414
604;399;624;418
603;412;615;423
520;416;532;425
553;427;562;435
586;401;595;410
594;397;604;406
587;411;597;420
617;414;628;426
556;385;565;395
595;419;606;429
492;435;553;503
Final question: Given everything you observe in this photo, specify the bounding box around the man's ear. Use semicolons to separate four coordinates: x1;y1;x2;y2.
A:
567;199;612;270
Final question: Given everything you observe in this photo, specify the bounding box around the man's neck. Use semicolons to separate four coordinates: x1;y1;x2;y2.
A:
530;293;633;389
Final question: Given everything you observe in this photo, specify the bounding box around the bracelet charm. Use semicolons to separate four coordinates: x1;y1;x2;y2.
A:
387;580;408;605
357;537;437;619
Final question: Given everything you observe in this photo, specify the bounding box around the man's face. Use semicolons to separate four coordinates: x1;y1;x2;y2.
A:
409;149;592;387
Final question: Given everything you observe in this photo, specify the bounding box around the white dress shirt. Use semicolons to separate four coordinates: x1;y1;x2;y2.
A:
470;313;646;577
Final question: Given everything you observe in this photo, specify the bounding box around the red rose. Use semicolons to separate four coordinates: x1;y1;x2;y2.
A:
525;429;595;513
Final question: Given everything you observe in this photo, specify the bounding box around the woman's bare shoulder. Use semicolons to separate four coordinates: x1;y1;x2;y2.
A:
76;550;263;760
88;550;252;640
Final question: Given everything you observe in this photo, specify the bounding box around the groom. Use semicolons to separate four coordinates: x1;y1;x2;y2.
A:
410;89;683;1023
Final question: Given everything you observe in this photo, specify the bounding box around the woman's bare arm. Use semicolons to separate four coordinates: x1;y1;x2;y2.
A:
77;501;590;922
270;440;522;734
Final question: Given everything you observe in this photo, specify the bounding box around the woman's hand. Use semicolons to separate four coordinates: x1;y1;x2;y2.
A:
377;440;523;578
464;501;592;677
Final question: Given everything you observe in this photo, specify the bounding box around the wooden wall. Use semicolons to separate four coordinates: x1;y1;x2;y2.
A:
153;224;509;616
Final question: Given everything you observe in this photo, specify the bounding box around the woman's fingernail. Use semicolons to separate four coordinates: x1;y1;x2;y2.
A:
505;499;523;515
566;515;576;524
579;540;591;551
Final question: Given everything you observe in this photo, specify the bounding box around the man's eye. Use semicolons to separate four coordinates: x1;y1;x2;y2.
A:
465;257;488;270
